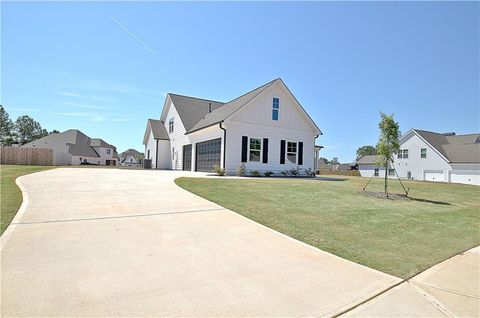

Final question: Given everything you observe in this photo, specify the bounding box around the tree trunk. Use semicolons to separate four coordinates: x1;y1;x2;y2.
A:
384;159;388;195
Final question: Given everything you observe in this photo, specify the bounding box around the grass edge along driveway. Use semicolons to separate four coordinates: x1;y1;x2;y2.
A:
175;176;480;278
1;165;54;234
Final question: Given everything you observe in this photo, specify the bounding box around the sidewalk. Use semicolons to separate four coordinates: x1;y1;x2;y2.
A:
344;246;480;317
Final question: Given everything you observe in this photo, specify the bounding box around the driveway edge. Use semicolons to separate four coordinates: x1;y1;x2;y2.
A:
1;176;30;250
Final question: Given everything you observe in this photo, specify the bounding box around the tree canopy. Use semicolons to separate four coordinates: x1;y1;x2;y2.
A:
356;145;377;159
376;112;401;194
1;106;54;146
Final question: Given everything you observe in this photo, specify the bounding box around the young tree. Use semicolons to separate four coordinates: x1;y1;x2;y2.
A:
0;105;15;146
14;115;48;145
376;112;401;194
330;157;339;165
356;145;377;159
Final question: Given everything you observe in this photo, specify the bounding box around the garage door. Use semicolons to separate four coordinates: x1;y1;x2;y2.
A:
424;171;444;182
195;138;221;172
450;171;480;186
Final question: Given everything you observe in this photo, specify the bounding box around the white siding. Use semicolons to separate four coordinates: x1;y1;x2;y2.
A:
223;83;318;175
157;140;171;169
395;132;451;182
145;130;158;169
162;98;191;170
189;124;224;171
449;163;480;186
358;164;396;179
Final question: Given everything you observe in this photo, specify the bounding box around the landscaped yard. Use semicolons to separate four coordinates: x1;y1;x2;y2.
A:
176;175;480;278
1;165;54;234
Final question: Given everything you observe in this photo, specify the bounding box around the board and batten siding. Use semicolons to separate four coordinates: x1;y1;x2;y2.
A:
223;82;317;175
162;98;192;170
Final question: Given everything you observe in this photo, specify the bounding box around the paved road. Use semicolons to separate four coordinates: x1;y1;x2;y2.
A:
1;168;400;317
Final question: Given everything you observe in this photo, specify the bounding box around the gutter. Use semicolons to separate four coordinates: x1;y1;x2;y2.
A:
219;121;226;170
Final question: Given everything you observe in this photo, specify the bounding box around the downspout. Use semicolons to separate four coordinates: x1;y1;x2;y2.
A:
219;121;226;170
155;139;159;170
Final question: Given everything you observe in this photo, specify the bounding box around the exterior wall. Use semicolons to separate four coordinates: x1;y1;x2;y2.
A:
188;124;224;171
449;163;480;186
358;164;396;178
53;151;73;165
163;99;191;170
223;82;318;175
157;140;171;169
144;130;158;168
93;146;117;165
395;133;451;182
71;155;102;165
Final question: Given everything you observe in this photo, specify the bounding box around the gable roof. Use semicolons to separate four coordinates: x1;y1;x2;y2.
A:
408;129;480;163
188;79;279;133
143;119;169;145
168;94;225;132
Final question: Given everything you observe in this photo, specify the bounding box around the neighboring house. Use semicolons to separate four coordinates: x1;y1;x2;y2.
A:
23;129;118;166
143;78;322;174
120;155;140;166
357;129;480;186
335;163;357;171
357;155;396;179
318;161;333;171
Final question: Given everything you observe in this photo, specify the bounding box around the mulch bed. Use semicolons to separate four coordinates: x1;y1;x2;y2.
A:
358;190;410;200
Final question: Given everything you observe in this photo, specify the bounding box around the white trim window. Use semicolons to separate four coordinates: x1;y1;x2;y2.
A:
272;97;279;120
421;148;427;158
168;117;174;133
249;138;261;162
403;149;408;159
374;168;379;177
287;142;297;164
106;149;111;155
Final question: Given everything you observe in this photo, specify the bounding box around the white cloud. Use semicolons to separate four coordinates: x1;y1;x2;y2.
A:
62;101;111;110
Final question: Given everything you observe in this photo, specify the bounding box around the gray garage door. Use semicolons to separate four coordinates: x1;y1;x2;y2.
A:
183;144;192;171
196;138;221;172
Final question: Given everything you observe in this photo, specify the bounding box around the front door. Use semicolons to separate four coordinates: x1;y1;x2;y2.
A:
183;144;192;171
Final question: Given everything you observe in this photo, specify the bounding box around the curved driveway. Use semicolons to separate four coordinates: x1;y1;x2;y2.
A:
1;168;400;317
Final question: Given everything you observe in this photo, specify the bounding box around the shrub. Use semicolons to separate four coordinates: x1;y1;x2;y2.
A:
289;167;300;176
250;170;260;177
213;164;225;176
304;167;314;176
237;163;246;176
264;171;274;177
280;170;288;176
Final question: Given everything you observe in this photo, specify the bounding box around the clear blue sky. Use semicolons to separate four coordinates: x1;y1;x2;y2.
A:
2;1;479;162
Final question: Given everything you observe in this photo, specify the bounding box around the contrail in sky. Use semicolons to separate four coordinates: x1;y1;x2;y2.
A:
111;16;155;55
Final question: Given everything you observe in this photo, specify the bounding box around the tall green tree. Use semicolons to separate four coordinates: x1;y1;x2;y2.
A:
0;105;15;146
376;112;401;194
14;115;48;145
356;145;377;159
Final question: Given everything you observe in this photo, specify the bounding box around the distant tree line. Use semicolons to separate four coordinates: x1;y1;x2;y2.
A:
0;105;59;146
319;157;339;165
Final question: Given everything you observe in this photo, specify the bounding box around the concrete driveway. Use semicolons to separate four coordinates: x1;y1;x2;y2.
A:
1;168;401;317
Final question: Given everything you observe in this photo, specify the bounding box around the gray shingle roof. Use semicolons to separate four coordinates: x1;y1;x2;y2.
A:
148;119;169;140
90;138;115;149
356;155;381;165
187;79;279;133
414;129;480;163
168;94;225;132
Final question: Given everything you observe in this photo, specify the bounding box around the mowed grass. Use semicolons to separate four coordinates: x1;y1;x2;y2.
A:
1;165;54;234
175;175;480;278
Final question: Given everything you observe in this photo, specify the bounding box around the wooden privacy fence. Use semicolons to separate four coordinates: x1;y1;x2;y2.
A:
0;147;54;166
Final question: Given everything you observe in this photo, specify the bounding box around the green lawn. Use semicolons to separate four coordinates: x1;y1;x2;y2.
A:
1;165;54;234
175;175;480;278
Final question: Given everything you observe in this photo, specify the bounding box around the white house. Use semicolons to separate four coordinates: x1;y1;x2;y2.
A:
357;129;480;186
143;78;322;175
23;129;118;166
120;155;140;166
